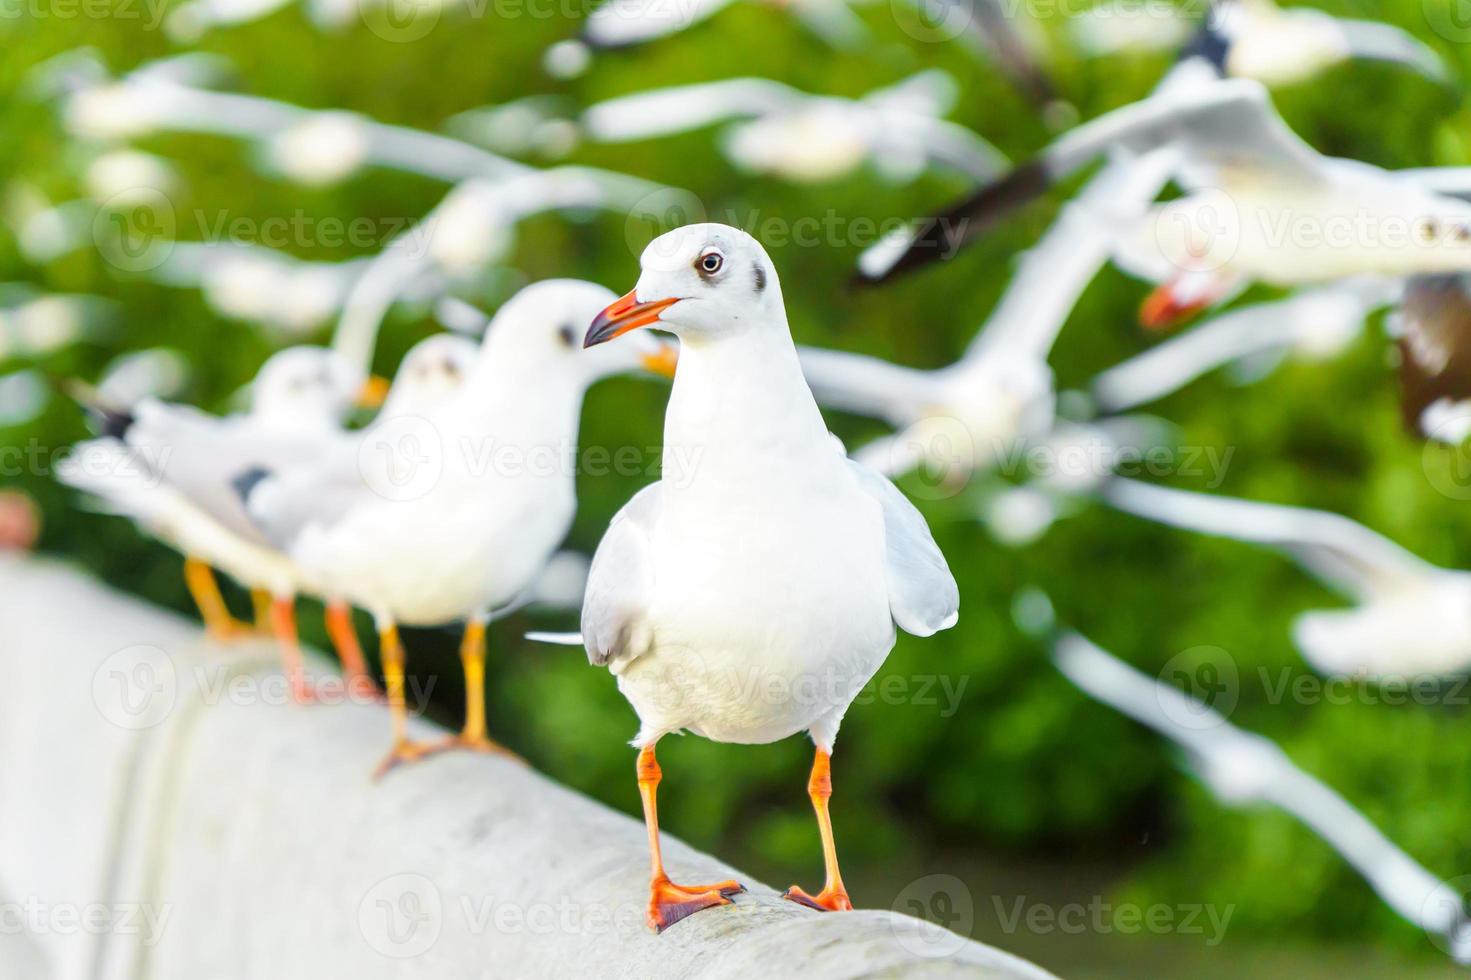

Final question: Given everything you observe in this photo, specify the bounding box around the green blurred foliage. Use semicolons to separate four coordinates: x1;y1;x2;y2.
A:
4;0;1471;967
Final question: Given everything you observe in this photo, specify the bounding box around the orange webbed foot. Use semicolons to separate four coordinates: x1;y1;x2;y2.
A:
783;885;853;912
423;733;524;764
372;740;442;779
648;877;744;932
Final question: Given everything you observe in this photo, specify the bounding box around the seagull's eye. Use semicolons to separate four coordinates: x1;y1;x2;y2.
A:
1455;225;1471;244
558;324;577;347
696;250;724;277
1419;219;1441;244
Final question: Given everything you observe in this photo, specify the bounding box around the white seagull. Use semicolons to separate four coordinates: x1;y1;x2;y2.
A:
576;224;958;931
58;346;383;699
800;145;1176;484
1070;0;1451;89
237;281;678;774
582;71;1007;184
1103;478;1471;680
862;74;1471;329
1090;278;1402;414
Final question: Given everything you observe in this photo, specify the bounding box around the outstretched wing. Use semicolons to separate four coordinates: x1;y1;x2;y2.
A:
846;459;959;636
581;79;801;143
582;482;662;668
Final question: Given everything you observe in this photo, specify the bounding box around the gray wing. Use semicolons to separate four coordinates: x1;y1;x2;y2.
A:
796;346;938;424
123;401;324;547
241;433;374;550
846;459;959;636
1334;16;1451;85
582;482;662;667
1102;478;1437;599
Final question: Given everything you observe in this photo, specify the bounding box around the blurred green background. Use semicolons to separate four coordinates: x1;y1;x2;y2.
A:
6;0;1471;975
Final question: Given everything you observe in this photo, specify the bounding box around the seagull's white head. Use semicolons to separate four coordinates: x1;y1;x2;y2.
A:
480;279;678;386
249;345;382;425
584;223;783;348
379;333;479;418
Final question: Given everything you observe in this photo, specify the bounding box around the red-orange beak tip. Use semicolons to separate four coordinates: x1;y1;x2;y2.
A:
585;289;678;348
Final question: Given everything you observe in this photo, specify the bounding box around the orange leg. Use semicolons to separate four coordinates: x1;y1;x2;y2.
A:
325;601;380;701
418;619;519;761
269;596;318;705
783;748;854;912
373;623;437;778
183;557;251;642
638;743;744;932
251;589;273;634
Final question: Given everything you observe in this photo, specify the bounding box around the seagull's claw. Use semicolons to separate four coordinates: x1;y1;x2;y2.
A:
204;616;259;644
427;733;525;764
782;885;853;912
372;739;443;779
648;878;744;932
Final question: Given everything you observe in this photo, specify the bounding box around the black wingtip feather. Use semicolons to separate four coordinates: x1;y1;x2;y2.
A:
1178;4;1231;76
858;160;1053;286
231;466;272;505
61;379;135;440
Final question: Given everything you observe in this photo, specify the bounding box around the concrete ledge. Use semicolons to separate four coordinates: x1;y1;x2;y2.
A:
0;556;1055;979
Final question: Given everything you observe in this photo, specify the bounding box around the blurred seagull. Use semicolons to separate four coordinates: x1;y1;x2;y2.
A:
58;346;383;700
577;224;958;931
237;281;678;775
578;0;1058;108
1070;0;1451;89
1391;274;1471;444
582;71;1007;184
1104;478;1471;680
801;147;1175;482
1090;278;1401;413
861;75;1471;330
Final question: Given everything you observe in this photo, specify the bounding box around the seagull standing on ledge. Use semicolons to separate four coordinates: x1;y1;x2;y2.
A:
580;224;959;931
241;281;677;775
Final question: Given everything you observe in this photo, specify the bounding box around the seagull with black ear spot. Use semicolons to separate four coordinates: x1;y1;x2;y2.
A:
580;223;959;932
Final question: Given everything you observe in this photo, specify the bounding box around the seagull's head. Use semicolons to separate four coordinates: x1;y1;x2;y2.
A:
378;333;478;418
249;345;384;425
585;223;782;348
481;279;678;385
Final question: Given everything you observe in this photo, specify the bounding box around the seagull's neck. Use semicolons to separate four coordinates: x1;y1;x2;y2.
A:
664;322;833;486
456;358;587;450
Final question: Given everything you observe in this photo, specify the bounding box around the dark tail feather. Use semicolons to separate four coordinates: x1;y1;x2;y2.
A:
1178;1;1232;76
61;379;135;440
856;159;1052;285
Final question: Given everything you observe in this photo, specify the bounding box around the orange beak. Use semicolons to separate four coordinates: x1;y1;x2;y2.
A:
585;289;678;348
1139;284;1210;332
357;374;391;408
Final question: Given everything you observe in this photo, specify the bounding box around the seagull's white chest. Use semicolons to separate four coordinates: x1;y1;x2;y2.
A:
615;345;896;746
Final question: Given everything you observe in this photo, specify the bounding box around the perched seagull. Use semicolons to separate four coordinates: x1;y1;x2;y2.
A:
1103;478;1471;680
582;71;1007;184
800;146;1175;483
576;224;958;931
237;281;678;774
58;346;383;699
861;75;1471;328
1070;0;1451;89
1090;278;1401;413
